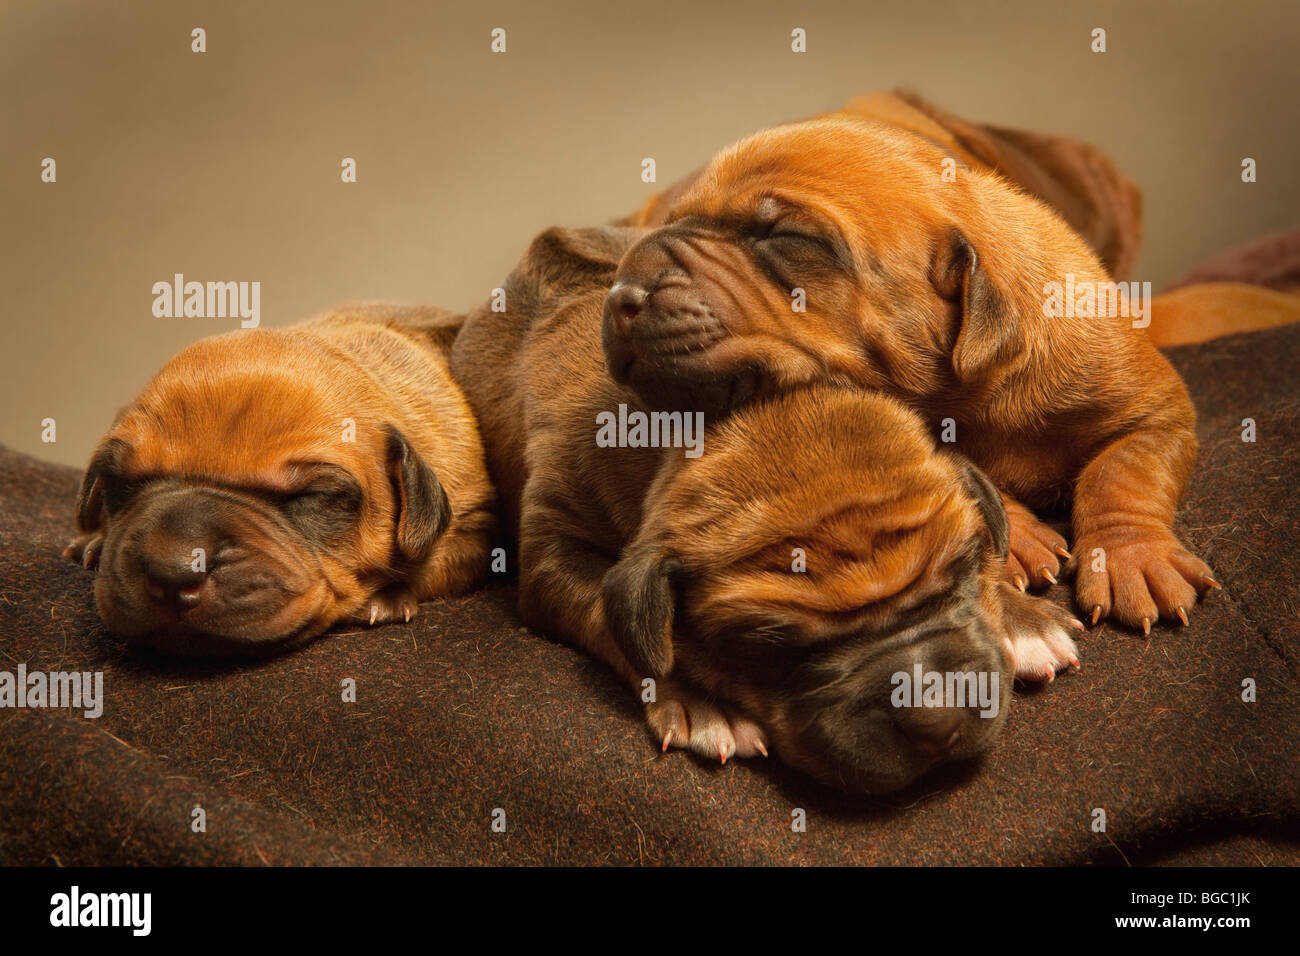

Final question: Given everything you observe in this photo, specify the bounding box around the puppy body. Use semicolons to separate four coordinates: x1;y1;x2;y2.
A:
68;304;495;655
603;117;1216;631
453;227;1079;793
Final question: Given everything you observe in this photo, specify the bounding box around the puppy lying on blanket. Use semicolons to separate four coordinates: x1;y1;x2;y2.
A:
603;114;1217;634
452;226;1079;793
65;305;496;656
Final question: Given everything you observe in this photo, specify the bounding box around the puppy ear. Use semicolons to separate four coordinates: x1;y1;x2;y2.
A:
892;89;1142;280
74;438;131;532
601;545;683;679
953;456;1010;560
385;425;451;563
932;229;1025;382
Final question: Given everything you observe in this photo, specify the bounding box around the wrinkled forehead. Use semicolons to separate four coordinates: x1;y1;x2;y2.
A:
671;119;947;225
675;481;985;649
109;358;366;491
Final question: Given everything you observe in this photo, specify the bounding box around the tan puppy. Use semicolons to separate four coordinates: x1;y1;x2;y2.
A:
601;117;1218;633
452;226;1080;793
65;304;496;656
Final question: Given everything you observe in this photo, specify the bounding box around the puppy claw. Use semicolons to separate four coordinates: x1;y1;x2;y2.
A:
646;681;762;765
1053;545;1071;559
1176;606;1189;626
1013;574;1027;592
359;584;420;627
64;534;104;571
1091;605;1102;626
1040;567;1057;586
1141;617;1151;636
1204;575;1222;590
1069;618;1085;631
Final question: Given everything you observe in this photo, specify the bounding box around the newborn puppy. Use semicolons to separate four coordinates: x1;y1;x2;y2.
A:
65;304;496;656
452;226;1079;793
602;117;1217;633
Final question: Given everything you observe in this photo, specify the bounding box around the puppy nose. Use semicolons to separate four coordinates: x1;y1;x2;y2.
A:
604;282;649;336
894;707;964;757
143;555;206;613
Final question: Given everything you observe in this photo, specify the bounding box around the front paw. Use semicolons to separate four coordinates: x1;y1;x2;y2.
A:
357;584;420;626
998;582;1082;682
645;678;767;764
62;533;104;570
1073;527;1217;632
1003;501;1070;592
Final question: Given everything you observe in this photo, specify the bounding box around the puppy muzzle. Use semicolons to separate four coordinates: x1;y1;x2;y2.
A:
94;485;331;655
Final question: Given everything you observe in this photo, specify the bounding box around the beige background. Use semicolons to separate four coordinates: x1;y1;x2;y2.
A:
3;0;1297;468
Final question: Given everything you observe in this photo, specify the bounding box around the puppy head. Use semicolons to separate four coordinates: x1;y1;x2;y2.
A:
602;117;1100;417
601;387;1014;794
74;330;449;656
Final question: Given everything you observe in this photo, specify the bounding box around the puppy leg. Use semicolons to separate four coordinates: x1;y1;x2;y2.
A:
1071;425;1216;632
518;477;768;763
359;500;496;627
412;501;497;598
998;582;1082;683
517;479;644;688
1001;493;1069;592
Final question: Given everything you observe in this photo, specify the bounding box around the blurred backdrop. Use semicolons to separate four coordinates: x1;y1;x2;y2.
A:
3;0;1297;466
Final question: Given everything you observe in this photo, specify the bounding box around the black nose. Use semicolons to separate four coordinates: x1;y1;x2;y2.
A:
893;706;964;757
143;554;207;612
604;281;649;336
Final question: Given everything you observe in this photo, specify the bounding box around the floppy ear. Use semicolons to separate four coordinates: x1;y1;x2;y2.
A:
954;457;1010;561
931;229;1025;383
891;89;1143;280
385;425;451;563
74;437;131;532
601;544;683;679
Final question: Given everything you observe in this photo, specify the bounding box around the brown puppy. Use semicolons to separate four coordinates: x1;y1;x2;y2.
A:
625;90;1144;281
601;117;1217;633
452;226;1080;793
65;304;496;656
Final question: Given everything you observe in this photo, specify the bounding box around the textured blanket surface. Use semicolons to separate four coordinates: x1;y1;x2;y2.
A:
1;325;1297;866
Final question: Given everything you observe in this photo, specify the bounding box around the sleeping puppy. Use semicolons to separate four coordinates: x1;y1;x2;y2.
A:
452;226;1080;793
624;89;1145;282
602;117;1218;633
65;304;496;657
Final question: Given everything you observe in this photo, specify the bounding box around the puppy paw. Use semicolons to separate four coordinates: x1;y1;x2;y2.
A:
1073;527;1217;632
1003;500;1069;592
62;533;104;570
360;584;420;626
645;679;767;763
999;582;1082;683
